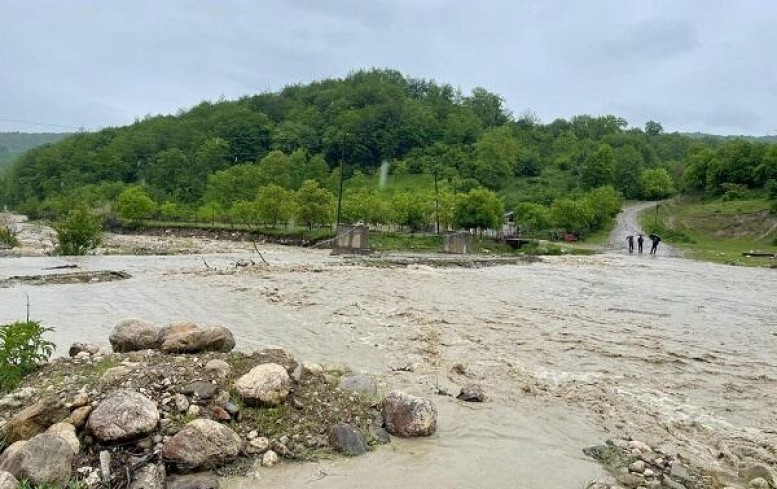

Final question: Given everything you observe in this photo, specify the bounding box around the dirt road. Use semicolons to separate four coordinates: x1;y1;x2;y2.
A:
607;201;679;257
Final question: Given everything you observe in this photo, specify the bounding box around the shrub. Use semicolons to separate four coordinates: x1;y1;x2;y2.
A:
0;214;20;249
766;179;777;200
0;226;20;249
0;321;55;392
719;183;750;201
116;186;157;221
53;206;103;255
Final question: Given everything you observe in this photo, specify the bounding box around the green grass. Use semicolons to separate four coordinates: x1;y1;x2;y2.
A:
369;232;443;251
639;196;777;266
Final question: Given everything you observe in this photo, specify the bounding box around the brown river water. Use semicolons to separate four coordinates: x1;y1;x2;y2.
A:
1;214;776;488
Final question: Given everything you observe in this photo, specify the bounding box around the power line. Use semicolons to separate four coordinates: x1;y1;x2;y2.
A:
0;117;82;131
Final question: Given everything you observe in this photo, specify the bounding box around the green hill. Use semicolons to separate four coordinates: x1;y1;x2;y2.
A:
1;69;774;242
0;132;71;174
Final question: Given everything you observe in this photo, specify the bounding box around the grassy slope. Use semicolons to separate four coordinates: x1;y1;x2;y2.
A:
639;196;777;266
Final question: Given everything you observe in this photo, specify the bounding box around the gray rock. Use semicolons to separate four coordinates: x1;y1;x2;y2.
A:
338;373;378;396
181;381;219;400
109;319;161;352
129;463;165;489
382;391;437;437
329;423;367;456
166;474;220;489
204;359;230;378
670;462;692;482
68;342;101;357
456;384;488;402
1;397;67;444
662;476;687;489
234;363;291;406
0;471;19;489
251;345;296;371
46;422;80;454
223;402;240;418
161;419;242;470
629;460;646;473
369;426;391;445
87;390;159;442
159;323;235;353
292;362;323;382
174;393;190;413
741;463;776;487
749;478;769;489
100;366;133;384
245;437;269;455
0;433;72;488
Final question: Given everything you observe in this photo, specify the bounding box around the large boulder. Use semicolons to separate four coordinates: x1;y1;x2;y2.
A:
161;419;242;470
129;463;166;489
0;442;26;472
109;319;161;352
0;471;19;489
0;433;72;488
234;363;290;406
46;422;80;454
2;397;67;444
159;323;235;353
382;391;437;437
87;390;159;442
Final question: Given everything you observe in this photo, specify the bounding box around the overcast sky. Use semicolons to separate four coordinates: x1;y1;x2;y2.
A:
1;1;775;135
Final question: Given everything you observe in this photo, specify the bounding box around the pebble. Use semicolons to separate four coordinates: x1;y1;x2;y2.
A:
629;460;646;473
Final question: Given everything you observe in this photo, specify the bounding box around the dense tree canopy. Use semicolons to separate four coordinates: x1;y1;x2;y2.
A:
1;68;775;238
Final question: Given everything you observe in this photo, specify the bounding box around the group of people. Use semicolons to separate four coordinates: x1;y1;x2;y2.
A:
626;234;661;255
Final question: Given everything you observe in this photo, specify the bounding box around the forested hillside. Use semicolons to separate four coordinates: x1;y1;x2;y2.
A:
0;132;70;174
1;69;775;236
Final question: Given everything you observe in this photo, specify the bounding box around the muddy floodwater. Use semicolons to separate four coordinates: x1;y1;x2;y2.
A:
1;233;776;487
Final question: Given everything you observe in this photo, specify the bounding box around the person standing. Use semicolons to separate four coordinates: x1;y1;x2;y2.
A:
637;235;644;254
650;235;661;255
626;235;634;253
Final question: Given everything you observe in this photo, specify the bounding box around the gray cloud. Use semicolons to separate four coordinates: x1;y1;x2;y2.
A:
0;0;775;135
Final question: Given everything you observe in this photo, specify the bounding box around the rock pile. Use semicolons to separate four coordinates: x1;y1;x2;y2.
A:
0;319;438;488
583;438;731;489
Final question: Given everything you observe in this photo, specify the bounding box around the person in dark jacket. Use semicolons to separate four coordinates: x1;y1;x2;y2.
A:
626;235;634;253
650;235;661;255
637;235;644;254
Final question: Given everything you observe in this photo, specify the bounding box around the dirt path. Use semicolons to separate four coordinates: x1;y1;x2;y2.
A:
607;201;680;257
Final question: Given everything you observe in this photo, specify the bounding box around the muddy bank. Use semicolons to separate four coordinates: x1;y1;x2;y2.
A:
0;270;130;288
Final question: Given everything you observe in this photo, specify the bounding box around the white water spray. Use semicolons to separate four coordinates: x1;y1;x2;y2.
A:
378;160;390;189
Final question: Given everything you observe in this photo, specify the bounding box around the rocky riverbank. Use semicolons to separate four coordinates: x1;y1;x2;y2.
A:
0;321;437;488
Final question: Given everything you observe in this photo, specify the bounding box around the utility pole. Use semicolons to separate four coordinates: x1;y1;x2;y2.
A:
434;170;440;234
335;132;348;229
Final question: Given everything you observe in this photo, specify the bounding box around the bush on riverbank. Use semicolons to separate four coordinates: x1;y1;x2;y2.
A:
53;207;103;256
0;321;55;392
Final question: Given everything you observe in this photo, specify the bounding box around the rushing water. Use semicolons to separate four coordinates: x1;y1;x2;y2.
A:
1;238;776;487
